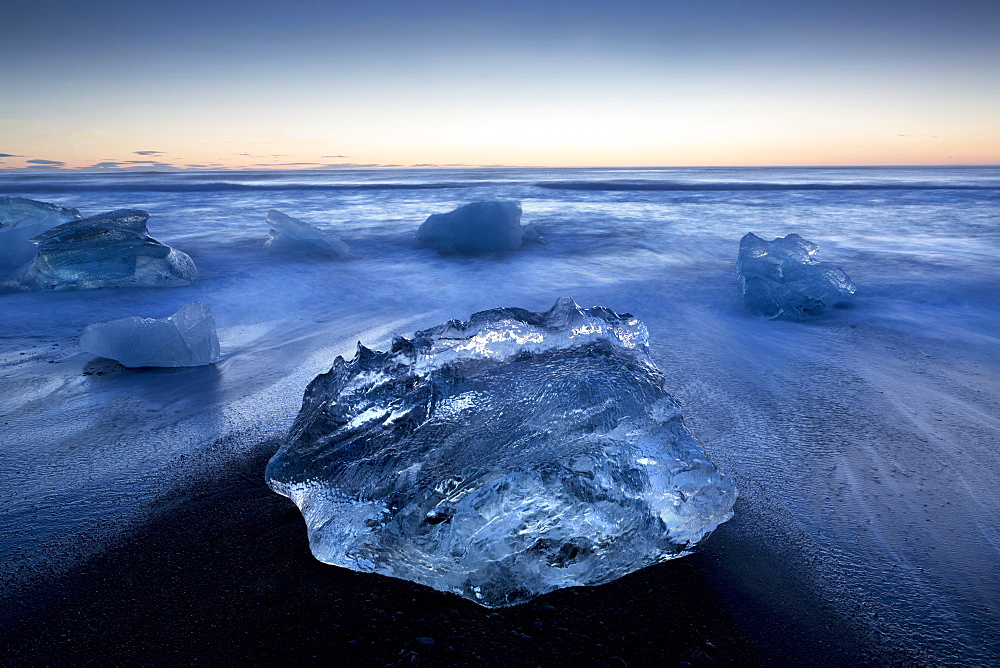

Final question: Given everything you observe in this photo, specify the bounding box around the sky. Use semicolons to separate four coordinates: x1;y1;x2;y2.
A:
2;0;998;169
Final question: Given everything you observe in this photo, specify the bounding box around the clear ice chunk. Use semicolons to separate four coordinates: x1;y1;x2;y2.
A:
0;197;81;274
265;209;351;259
9;209;198;291
736;232;857;320
416;201;544;253
80;301;221;368
266;297;735;607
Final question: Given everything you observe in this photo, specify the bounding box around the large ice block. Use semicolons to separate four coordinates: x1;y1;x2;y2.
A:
0;197;81;273
10;209;197;291
416;201;543;253
264;209;351;259
266;298;735;607
80;301;221;367
736;232;857;320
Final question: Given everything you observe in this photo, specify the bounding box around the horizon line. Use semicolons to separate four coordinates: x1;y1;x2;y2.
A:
1;163;999;174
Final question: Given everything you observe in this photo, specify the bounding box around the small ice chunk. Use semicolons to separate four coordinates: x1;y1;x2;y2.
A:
736;232;857;320
521;223;546;244
0;197;81;274
81;301;221;367
265;209;351;259
1;213;69;274
266;298;735;607
9;209;197;291
0;196;80;228
416;201;543;253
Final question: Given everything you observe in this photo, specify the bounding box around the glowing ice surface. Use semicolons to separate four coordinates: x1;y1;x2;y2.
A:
10;209;197;290
80;301;221;368
416;201;543;253
0;197;81;273
0;196;80;228
266;298;735;607
265;209;351;259
736;232;856;320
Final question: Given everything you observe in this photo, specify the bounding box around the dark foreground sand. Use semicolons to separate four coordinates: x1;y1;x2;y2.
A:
1;443;896;667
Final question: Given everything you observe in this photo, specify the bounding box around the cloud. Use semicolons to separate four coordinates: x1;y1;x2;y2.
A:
87;160;178;170
250;161;325;167
27;158;65;165
236;153;341;160
134;150;164;156
0;153;19;157
243;161;385;169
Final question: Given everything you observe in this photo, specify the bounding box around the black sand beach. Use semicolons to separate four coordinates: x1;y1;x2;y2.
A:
1;439;900;667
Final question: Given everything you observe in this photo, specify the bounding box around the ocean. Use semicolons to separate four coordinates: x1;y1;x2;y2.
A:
1;166;998;662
